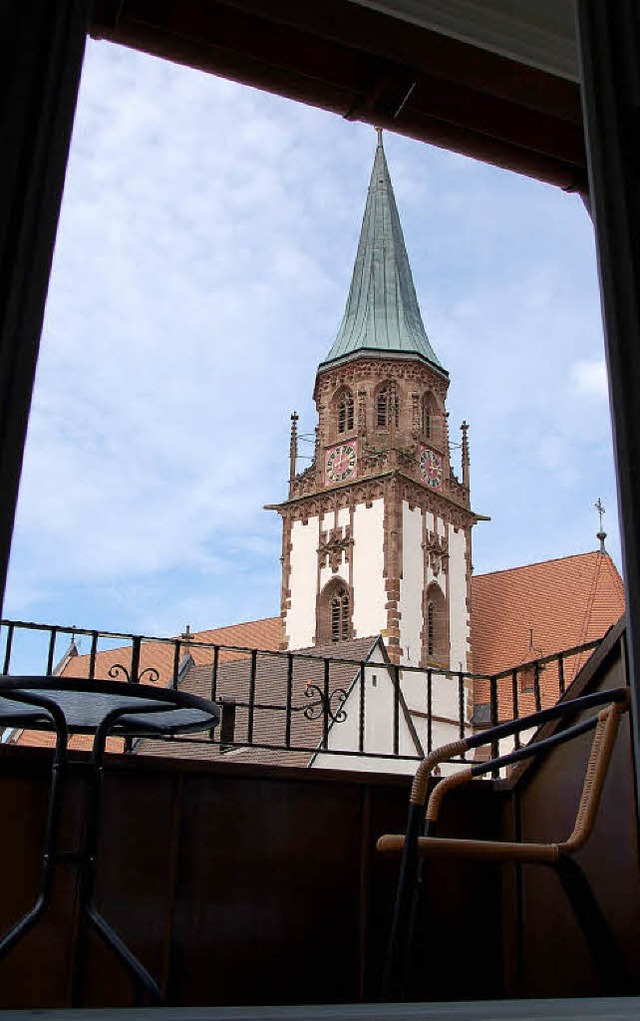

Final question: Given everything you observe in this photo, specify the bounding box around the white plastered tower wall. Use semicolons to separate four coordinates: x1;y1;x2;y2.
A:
399;504;472;672
317;506;351;592
284;497;387;651
448;523;471;672
351;499;386;639
399;501;424;665
285;515;320;650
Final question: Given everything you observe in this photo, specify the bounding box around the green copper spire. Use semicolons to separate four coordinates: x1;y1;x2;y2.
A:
322;131;444;373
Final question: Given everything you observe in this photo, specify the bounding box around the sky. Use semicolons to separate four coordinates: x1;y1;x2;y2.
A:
3;38;621;645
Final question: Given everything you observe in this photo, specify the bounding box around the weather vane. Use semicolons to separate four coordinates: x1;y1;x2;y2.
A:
595;498;607;553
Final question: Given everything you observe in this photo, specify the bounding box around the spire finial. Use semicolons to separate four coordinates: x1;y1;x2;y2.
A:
376;126;383;148
461;421;470;490
595;497;607;553
289;412;299;483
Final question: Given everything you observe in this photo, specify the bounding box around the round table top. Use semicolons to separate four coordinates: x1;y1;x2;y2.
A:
0;675;220;736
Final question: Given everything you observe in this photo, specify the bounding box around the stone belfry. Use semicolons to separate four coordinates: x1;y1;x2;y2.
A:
269;133;481;667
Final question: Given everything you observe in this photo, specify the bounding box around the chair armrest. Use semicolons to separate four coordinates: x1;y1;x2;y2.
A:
413;687;629;806
423;716;600;826
411;687;629;817
424;690;630;827
410;738;469;806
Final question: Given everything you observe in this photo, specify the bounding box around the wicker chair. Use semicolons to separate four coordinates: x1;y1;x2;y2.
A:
377;686;632;1000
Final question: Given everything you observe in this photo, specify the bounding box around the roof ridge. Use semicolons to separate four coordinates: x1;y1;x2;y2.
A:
290;635;383;659
473;549;605;581
187;614;279;637
573;550;605;673
603;552;626;602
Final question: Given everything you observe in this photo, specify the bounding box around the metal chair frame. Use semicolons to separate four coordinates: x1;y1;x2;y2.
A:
377;686;632;1001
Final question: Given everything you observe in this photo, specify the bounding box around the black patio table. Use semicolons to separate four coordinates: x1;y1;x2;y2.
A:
0;675;221;1006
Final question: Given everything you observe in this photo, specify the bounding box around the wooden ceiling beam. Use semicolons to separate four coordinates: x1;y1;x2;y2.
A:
91;0;587;192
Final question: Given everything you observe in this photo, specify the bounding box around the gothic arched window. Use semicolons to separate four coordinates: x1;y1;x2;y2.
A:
427;601;436;656
425;582;448;666
331;588;350;642
376;382;397;428
422;392;435;440
318;579;350;644
337;389;354;434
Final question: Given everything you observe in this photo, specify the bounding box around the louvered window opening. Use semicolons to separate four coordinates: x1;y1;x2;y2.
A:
338;392;354;433
377;384;397;427
422;394;432;438
427;602;435;657
331;590;349;642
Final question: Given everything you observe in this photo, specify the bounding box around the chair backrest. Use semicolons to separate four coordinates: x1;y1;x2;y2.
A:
560;696;629;854
417;688;631;845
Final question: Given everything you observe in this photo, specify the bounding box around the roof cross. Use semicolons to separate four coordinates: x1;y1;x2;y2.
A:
595;497;607;553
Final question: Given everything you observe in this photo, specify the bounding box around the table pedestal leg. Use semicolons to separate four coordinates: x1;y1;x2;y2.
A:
0;698;68;965
71;711;162;1006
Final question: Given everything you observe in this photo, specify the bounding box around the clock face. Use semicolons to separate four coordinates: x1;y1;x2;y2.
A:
325;443;358;484
420;447;443;490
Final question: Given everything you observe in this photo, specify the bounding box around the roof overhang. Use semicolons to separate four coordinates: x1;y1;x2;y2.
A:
350;2;578;82
317;348;449;379
91;0;585;192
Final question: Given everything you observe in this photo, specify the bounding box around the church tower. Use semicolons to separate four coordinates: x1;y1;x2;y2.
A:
270;134;480;668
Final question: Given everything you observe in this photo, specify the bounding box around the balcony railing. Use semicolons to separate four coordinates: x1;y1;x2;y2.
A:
0;618;602;769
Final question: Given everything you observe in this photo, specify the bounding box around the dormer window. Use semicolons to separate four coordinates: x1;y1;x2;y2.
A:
337;390;354;434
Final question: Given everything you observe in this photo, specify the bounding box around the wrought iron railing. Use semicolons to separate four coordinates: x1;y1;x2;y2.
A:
0;618;602;768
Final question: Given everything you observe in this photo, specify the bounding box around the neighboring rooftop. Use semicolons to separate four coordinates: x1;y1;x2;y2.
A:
13;617;281;753
59;615;282;685
139;635;384;768
470;550;625;678
321;132;444;372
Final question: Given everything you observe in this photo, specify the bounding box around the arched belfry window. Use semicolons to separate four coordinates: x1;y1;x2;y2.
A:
376;382;397;428
331;588;349;641
427;602;436;654
337;389;354;434
318;579;351;644
422;392;436;440
425;582;448;666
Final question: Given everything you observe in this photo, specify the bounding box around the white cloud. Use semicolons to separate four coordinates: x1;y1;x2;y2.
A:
3;37;622;637
570;358;609;398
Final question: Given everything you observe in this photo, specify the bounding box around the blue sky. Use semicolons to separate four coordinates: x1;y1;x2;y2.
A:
4;39;620;640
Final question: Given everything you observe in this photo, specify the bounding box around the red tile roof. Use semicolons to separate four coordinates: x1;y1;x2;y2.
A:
11;730;124;754
58;616;281;685
13;617;281;751
470;551;624;678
